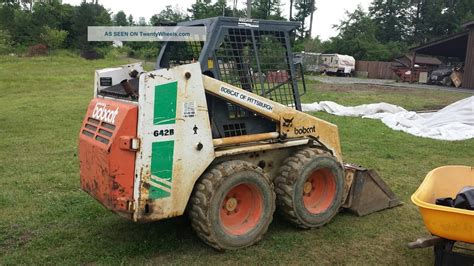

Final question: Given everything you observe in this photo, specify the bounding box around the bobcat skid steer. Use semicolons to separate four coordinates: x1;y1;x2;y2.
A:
79;17;400;250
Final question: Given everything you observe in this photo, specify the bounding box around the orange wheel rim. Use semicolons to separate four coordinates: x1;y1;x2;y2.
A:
303;168;336;214
220;183;263;235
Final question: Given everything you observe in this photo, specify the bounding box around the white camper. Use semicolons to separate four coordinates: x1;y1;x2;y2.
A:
320;54;355;75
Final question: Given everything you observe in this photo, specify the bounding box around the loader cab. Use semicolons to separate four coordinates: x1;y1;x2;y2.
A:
156;17;306;138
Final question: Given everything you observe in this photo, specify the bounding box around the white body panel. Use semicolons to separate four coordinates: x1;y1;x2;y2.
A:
94;63;144;97
133;63;215;221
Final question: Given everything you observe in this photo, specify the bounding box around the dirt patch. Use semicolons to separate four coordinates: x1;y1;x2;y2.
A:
1;225;35;251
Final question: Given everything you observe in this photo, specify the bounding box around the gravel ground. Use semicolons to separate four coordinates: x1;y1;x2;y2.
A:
307;75;474;94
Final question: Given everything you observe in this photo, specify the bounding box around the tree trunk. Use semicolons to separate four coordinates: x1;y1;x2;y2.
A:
247;0;251;18
308;0;315;38
290;0;293;20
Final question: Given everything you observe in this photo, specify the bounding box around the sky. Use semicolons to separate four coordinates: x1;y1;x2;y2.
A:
62;0;372;41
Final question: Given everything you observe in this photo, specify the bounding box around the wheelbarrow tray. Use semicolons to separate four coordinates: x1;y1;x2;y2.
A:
411;166;474;244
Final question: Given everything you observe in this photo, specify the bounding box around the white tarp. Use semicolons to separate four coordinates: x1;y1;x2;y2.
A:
301;96;474;141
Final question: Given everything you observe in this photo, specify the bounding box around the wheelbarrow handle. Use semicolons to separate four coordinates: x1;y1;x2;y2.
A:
408;236;445;249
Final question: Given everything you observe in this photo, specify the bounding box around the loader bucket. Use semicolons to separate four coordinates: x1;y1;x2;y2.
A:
342;165;402;216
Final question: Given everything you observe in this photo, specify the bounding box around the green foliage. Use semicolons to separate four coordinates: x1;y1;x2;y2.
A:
0;29;12;54
150;5;188;25
135;46;161;60
323;0;473;59
127;14;134;26
408;0;474;44
369;0;411;43
92;46;132;60
294;36;323;53
40;26;68;49
293;0;316;38
70;2;111;50
138;17;147;26
320;4;405;60
188;0;244;19
257;34;287;70
323;6;388;60
1;0;473;61
113;10;128;26
252;0;285;20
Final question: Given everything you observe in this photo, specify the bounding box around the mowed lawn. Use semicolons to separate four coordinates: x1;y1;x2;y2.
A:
1;55;473;264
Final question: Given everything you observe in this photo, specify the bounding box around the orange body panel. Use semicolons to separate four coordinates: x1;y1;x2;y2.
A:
79;99;138;218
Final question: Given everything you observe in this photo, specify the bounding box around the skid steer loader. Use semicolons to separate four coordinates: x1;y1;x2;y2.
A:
79;17;400;250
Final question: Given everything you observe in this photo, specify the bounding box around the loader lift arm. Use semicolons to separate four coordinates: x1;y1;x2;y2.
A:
202;75;343;162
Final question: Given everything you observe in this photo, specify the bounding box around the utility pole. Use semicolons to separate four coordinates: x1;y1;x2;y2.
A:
247;0;251;18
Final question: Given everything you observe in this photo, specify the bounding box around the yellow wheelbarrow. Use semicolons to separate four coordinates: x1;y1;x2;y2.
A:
409;166;474;265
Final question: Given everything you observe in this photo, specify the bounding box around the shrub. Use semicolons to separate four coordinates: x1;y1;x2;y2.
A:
27;44;49;57
0;30;12;54
40;26;68;50
80;49;104;60
133;47;160;60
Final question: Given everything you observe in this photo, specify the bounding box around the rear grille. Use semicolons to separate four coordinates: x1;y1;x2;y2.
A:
81;117;115;145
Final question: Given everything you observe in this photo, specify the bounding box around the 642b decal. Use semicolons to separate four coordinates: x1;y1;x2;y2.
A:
154;128;174;137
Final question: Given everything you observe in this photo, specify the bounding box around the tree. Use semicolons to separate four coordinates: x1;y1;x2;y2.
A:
294;0;315;38
289;0;293;19
150;5;187;25
407;0;474;44
369;0;411;43
127;14;134;26
308;0;315;38
214;0;239;17
252;0;284;20
323;6;402;61
138;17;146;26
0;3;32;44
12;7;35;44
30;1;73;44
303;36;323;52
40;26;68;49
188;0;238;19
70;2;111;49
189;0;212;19
113;10;128;26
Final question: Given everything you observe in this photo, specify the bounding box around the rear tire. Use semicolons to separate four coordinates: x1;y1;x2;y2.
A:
188;160;275;250
274;148;344;229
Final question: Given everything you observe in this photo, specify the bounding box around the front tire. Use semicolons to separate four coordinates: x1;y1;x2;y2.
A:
274;148;344;229
188;160;275;250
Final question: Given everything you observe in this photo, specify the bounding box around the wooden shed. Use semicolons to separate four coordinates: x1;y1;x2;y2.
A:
410;21;474;89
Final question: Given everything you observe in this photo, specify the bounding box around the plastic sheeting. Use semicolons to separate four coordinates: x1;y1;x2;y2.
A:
302;96;474;141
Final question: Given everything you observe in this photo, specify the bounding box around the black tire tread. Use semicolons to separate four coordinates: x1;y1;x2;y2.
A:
274;148;337;229
188;160;275;250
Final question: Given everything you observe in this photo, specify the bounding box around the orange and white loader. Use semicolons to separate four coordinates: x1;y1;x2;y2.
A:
79;17;400;250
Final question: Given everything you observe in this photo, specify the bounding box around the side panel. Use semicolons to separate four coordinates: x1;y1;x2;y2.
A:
79;99;137;217
133;63;215;221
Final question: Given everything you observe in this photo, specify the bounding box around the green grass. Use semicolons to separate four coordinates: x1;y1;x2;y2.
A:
301;82;470;111
1;55;473;264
